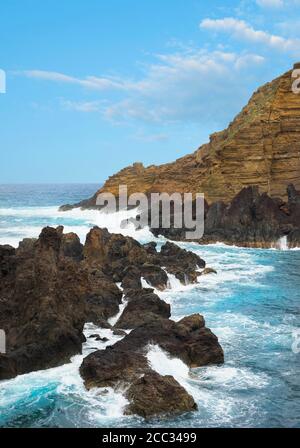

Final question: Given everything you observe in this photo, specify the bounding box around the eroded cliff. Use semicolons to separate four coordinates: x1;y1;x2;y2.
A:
75;66;300;207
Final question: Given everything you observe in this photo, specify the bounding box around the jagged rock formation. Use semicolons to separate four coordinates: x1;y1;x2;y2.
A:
0;226;208;381
149;184;300;248
0;224;222;417
124;372;198;418
62;65;300;210
114;288;171;329
0;227;88;380
80;314;223;418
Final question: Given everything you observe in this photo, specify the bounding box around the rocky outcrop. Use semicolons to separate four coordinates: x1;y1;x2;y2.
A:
114;288;170;329
148;184;300;248
112;315;224;367
80;314;223;388
80;347;149;389
83;227;204;289
80;313;222;418
62;66;300;209
125;372;197;418
0;225;209;380
80;346;198;419
0;227;87;380
159;242;205;283
0;224;221;417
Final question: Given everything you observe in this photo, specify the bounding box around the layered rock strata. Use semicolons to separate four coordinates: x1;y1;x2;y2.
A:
61;66;300;209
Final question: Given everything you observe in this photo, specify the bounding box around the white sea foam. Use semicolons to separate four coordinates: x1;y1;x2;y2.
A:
0;323;129;424
1;203;293;427
147;344;189;383
196;365;269;389
166;273;184;290
108;298;128;327
0;205;156;247
146;343;269;428
141;277;152;289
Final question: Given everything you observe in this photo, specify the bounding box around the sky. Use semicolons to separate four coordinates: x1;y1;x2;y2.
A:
0;0;300;183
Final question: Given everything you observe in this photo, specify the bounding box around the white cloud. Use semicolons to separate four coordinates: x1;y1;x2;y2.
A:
133;131;169;143
21;70;128;91
61;99;101;112
101;49;265;124
200;17;300;53
18;49;266;126
256;0;283;7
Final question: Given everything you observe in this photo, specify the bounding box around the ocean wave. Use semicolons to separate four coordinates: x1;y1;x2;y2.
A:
0;324;129;427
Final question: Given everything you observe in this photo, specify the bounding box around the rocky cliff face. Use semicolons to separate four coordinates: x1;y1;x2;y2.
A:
71;65;300;208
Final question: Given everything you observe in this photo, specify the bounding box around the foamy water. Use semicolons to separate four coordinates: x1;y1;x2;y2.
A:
0;184;299;428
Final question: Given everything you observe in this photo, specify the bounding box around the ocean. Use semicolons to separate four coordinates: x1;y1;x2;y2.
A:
0;184;299;428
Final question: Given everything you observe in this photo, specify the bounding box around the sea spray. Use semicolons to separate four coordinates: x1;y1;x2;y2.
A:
1;185;299;428
108;298;128;327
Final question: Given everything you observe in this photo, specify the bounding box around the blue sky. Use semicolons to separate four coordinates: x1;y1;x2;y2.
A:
0;0;300;183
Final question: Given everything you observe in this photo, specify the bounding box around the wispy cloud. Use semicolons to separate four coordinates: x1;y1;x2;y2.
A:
256;0;283;8
133;131;169;143
19;48;265;127
101;49;265;125
200;17;300;54
60;99;102;112
257;0;300;7
20;70;128;91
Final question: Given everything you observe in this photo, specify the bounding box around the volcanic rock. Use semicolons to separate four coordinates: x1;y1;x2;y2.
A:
199;267;217;276
125;371;197;418
104;315;223;368
114;288;171;329
80;347;149;389
0;227;87;380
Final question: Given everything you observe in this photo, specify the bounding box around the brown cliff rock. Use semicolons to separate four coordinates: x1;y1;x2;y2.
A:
68;67;300;208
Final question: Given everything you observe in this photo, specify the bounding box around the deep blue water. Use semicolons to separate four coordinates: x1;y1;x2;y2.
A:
0;184;299;428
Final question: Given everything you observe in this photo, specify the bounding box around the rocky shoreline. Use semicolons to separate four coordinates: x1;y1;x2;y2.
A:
59;65;300;250
0;226;223;419
61;183;300;249
147;184;300;249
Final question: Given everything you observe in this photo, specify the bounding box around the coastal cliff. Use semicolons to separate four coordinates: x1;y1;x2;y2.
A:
68;65;300;208
60;66;300;248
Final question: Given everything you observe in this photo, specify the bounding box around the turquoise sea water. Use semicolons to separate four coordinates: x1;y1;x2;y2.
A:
0;184;299;428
